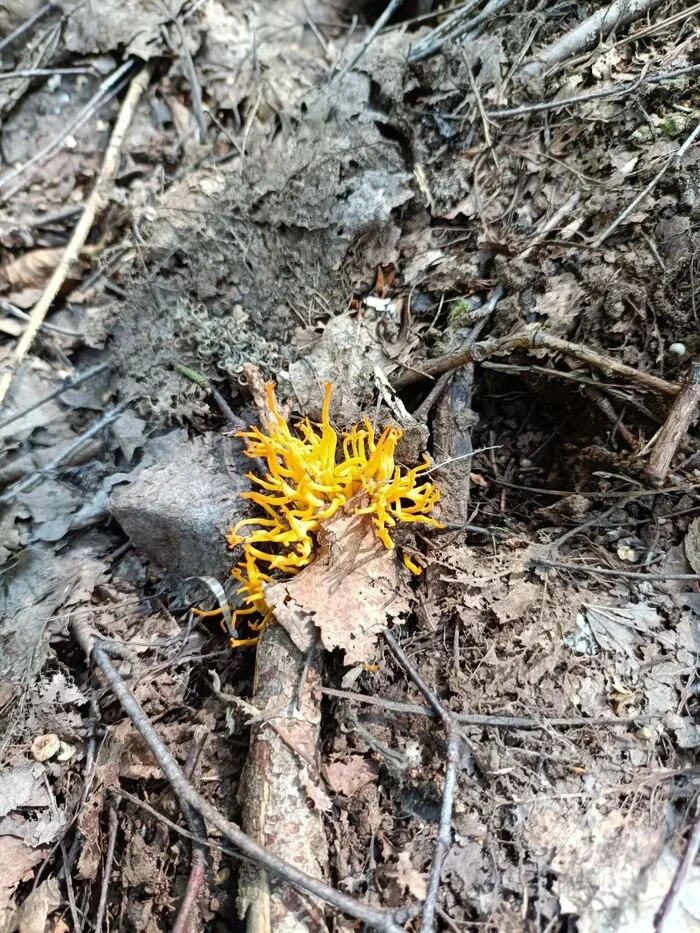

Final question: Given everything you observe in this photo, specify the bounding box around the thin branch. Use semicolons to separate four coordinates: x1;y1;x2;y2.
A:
0;59;135;195
0;362;108;432
0;402;126;503
0;64;150;407
593;117;700;248
172;18;207;142
655;810;700;932
335;0;406;80
408;0;514;63
0;2;54;53
384;630;464;933
391;323;681;397
71;620;413;933
534;558;700;581
94;807;118;933
0;67;96;79
488;61;700;119
320;687;645;729
2;299;86;338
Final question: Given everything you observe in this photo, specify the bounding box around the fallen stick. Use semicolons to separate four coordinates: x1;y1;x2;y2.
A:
655;810;700;933
237;626;330;933
384;631;471;933
71;619;412;932
593;117;700;247
391;323;681;397
519;0;667;79
408;0;514;63
0;63;150;408
645;362;700;486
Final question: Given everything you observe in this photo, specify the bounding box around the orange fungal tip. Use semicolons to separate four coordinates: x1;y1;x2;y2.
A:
215;383;441;647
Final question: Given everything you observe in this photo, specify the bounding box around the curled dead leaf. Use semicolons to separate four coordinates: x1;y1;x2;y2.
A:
3;246;97;291
325;755;379;796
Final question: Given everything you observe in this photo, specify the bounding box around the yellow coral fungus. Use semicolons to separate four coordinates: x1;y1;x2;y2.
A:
216;383;442;647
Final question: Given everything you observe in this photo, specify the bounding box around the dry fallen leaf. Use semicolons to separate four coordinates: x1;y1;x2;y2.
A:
266;504;411;666
4;876;62;933
2;247;96;291
325;755;379;796
0;836;49;913
391;850;428;901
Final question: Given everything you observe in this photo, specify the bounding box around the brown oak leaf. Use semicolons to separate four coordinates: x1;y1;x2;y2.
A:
265;503;411;665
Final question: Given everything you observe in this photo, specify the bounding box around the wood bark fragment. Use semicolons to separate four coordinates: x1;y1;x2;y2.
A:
645;362;700;486
238;626;330;933
519;0;667;79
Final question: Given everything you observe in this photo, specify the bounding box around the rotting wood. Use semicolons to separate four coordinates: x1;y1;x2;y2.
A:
645;362;700;486
238;626;330;933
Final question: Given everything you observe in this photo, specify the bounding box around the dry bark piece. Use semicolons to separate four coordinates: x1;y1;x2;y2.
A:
266;505;412;666
238;625;330;933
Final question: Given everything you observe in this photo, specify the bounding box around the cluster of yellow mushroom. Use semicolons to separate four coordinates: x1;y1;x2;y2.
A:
220;383;442;647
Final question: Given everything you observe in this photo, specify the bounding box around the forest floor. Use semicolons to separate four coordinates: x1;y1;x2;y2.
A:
1;1;700;932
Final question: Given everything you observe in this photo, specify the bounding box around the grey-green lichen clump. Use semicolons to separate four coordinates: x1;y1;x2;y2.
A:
173;299;281;384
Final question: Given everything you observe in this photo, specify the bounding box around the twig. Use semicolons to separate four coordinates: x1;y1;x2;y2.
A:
0;67;96;79
0;2;53;53
2;299;85;337
404;0;483;63
645;362;700;486
464;55;492;150
335;0;406;80
320;687;643;728
617;1;700;46
519;0;666;78
488;61;700;119
408;0;514;63
518;192;580;259
384;630;464;933
0;64;150;407
0;401;126;503
70;619;413;933
173;18;207;142
593;117;700;248
172;727;209;933
534;558;700;581
655;810;700;933
392;323;680;397
0;59;135;196
0;361;108;432
94;807;118;933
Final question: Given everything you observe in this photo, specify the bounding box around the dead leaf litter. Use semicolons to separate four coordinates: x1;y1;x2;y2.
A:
1;0;700;930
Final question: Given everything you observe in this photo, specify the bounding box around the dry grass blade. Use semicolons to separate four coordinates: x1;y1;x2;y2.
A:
0;64;151;408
